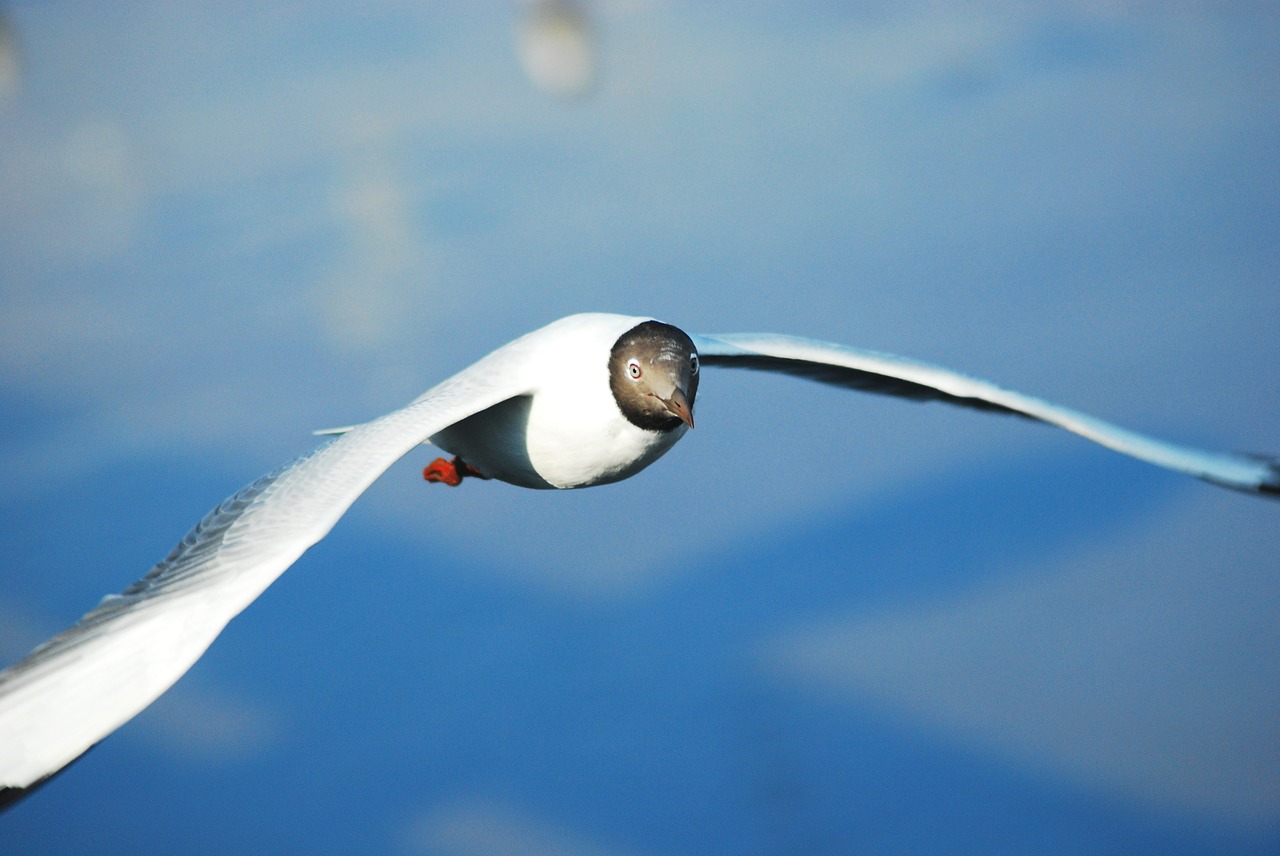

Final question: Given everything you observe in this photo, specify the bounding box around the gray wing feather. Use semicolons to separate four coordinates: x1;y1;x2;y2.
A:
693;332;1279;497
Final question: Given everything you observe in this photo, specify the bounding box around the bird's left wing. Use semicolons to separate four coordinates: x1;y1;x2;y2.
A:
692;332;1279;498
0;357;534;803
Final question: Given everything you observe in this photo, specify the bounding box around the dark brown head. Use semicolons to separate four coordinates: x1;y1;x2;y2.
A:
608;321;700;432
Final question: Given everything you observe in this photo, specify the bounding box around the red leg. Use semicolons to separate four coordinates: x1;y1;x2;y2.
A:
423;456;490;487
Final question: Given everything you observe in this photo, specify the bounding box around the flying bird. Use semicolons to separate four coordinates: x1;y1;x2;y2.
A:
0;312;1274;806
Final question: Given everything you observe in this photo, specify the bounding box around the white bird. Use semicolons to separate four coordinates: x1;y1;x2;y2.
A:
0;312;1274;806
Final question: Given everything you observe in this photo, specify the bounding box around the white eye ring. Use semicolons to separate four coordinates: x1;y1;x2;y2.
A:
627;359;643;379
690;353;699;374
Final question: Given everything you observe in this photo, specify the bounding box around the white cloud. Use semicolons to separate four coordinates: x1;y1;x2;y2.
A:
399;796;652;856
0;113;144;263
130;678;282;763
757;491;1280;826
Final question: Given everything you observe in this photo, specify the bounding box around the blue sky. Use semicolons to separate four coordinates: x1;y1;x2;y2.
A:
1;2;1278;854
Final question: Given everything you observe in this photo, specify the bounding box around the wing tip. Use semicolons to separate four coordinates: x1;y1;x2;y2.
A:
0;784;35;812
1257;459;1280;497
0;745;94;813
1212;452;1280;499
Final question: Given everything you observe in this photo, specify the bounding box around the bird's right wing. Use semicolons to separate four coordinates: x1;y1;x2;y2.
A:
0;350;536;802
692;331;1279;498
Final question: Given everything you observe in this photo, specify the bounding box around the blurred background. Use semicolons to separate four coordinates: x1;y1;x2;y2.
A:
1;2;1278;854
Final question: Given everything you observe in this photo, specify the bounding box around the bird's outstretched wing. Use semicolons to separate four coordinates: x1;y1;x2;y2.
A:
692;332;1279;497
0;358;535;804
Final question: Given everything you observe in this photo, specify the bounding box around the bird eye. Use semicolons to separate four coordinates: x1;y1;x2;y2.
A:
690;353;699;374
627;359;643;379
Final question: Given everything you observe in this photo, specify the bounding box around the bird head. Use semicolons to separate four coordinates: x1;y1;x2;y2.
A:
608;321;699;431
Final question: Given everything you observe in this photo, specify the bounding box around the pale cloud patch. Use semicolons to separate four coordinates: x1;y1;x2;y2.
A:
130;679;282;764
0;113;145;264
757;492;1280;827
399;796;653;856
0;290;139;395
316;151;439;355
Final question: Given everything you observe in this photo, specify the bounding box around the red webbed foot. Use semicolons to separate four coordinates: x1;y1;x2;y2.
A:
423;456;490;487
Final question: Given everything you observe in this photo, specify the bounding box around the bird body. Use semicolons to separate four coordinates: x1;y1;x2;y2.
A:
424;313;692;489
0;311;1274;805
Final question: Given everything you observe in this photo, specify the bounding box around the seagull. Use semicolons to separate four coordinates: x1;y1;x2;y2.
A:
0;312;1274;806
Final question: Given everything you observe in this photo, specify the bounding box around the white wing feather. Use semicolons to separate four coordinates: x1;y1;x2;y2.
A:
692;332;1279;497
0;347;538;795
